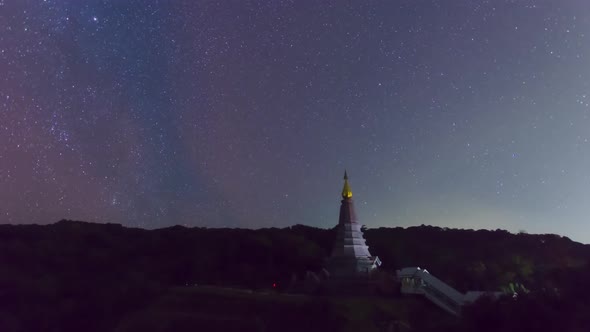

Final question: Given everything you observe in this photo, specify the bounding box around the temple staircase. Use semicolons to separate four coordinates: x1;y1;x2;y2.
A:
396;267;500;316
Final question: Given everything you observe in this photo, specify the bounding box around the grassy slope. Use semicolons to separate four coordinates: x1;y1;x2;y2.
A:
115;286;454;332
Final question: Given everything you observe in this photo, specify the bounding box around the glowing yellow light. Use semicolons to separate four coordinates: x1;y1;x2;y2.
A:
342;171;353;198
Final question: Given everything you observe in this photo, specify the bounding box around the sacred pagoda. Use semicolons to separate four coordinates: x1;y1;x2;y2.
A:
325;171;381;279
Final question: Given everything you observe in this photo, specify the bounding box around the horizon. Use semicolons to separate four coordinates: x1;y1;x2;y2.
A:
6;218;586;246
2;1;590;243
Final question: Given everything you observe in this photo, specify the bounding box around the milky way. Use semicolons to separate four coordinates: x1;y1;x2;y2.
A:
2;1;590;242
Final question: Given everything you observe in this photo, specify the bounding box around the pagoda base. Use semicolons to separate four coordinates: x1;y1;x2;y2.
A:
325;256;381;279
322;276;379;296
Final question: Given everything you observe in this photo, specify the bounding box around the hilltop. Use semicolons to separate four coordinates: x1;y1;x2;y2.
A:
1;220;589;331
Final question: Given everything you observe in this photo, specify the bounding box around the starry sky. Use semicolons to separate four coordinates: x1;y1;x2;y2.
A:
2;1;590;243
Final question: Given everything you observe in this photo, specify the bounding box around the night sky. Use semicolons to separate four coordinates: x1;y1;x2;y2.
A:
2;1;590;243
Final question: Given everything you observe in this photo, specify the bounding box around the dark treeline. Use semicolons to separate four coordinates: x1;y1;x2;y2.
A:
366;226;589;293
366;226;590;332
0;220;589;331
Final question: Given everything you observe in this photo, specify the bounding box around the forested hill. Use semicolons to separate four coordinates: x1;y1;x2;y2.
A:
1;220;589;331
365;226;590;292
1;220;588;291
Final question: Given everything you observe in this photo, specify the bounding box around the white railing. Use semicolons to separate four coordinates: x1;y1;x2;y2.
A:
397;267;496;315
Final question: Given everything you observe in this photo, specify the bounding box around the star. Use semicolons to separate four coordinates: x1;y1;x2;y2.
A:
0;1;589;242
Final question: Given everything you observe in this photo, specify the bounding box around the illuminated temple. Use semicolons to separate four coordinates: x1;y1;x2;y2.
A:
318;172;498;311
326;171;381;279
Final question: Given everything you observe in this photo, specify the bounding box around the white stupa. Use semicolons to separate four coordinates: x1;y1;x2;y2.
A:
326;171;381;278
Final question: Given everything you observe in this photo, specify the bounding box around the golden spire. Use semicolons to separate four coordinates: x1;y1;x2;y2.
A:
342;170;353;198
